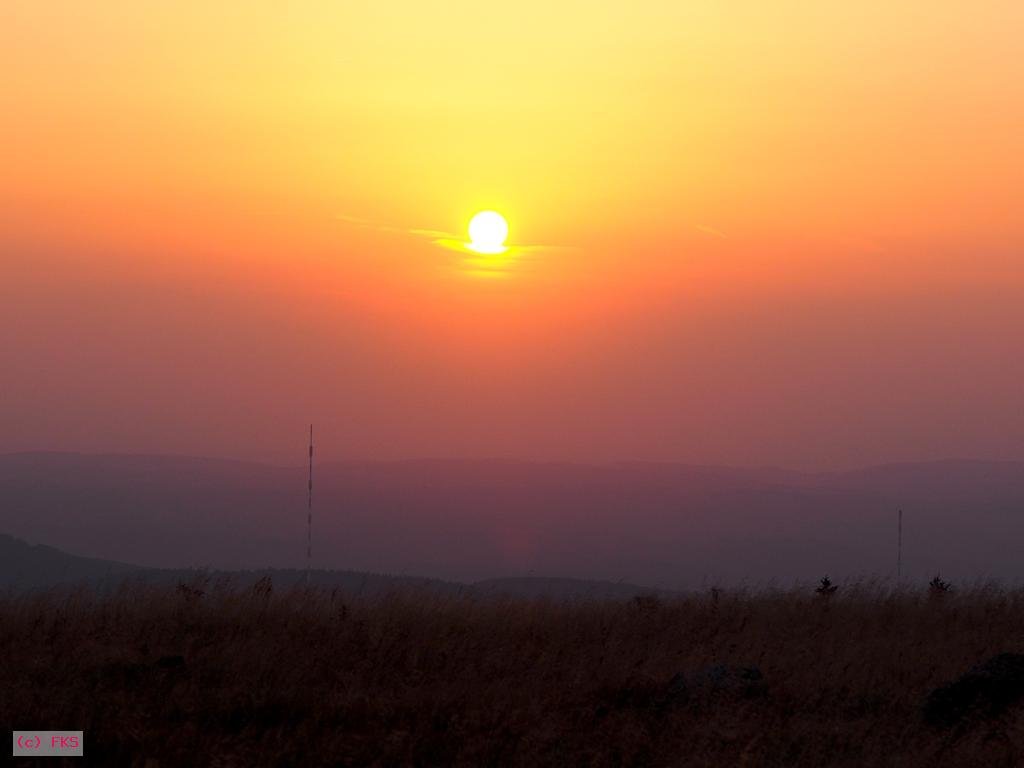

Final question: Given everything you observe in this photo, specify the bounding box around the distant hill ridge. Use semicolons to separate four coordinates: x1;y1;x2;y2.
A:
2;453;1023;587
0;533;675;599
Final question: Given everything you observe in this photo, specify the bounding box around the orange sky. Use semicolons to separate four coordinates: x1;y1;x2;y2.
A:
2;1;1023;469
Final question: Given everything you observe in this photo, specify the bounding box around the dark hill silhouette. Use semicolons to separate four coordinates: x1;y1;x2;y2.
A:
2;453;1022;587
0;533;676;599
0;533;138;588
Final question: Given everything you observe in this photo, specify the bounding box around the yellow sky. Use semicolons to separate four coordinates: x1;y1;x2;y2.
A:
5;2;1022;252
2;1;1023;467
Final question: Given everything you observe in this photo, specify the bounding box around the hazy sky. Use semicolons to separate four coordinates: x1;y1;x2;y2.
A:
2;1;1023;469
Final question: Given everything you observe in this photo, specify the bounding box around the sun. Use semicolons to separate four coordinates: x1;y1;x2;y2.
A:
467;211;509;254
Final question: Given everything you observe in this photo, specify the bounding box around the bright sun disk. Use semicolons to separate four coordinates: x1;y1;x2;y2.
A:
467;211;509;254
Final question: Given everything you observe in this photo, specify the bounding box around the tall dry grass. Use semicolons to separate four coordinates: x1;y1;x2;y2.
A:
3;579;1024;767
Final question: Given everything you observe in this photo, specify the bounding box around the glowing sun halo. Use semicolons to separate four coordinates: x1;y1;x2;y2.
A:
467;211;509;254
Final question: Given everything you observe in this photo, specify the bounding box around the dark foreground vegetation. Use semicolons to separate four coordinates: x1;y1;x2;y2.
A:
4;579;1024;767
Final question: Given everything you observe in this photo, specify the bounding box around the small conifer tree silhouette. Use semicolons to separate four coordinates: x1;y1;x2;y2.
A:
816;576;838;597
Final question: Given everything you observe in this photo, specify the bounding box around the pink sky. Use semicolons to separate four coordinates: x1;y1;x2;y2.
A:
2;2;1023;470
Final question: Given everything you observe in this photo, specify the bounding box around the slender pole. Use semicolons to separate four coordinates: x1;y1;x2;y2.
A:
306;424;313;586
897;508;902;584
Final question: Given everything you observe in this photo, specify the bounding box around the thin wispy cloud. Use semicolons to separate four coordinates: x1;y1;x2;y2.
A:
408;228;458;240
695;224;728;239
336;213;574;257
333;213;409;235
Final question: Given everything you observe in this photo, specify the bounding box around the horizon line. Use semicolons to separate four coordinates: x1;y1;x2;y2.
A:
2;449;1022;476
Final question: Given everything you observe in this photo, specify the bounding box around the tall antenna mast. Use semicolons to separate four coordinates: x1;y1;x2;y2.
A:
306;424;313;586
897;508;902;584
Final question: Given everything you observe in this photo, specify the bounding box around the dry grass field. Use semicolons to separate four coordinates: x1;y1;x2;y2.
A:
4;578;1024;767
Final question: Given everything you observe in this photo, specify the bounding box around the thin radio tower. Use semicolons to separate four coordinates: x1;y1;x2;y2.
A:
897;508;903;584
306;424;313;586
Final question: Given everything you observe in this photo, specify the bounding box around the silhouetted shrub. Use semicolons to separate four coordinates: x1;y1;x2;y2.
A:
252;575;273;598
816;576;838;597
176;582;204;601
631;594;662;612
924;653;1024;727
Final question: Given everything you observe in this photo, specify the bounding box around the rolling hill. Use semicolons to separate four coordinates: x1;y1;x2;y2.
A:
2;453;1022;588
